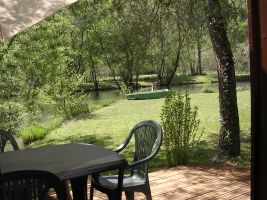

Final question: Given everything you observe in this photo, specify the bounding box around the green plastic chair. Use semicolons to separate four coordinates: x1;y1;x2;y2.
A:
90;120;163;200
0;129;19;152
1;170;67;200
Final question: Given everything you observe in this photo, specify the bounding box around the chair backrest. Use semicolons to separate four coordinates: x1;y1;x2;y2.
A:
128;120;162;178
1;170;67;200
0;129;19;152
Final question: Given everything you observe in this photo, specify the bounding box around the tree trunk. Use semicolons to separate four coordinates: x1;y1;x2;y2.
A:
166;47;181;86
90;52;99;91
135;74;139;91
123;38;133;87
206;0;240;157
77;30;85;74
157;57;165;85
186;41;196;75
97;34;121;89
197;40;202;75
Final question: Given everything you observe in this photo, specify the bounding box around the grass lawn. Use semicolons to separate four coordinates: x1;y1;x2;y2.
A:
31;90;251;168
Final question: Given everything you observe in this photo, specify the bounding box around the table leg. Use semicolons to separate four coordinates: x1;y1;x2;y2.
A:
71;176;88;200
116;168;124;200
107;168;124;200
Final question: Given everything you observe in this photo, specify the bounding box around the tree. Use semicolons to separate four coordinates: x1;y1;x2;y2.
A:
151;0;189;86
187;1;208;75
107;0;157;88
206;0;240;157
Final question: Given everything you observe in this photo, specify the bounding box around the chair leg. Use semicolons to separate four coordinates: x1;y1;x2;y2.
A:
65;181;72;200
144;182;152;200
125;191;134;200
89;184;94;200
107;192;121;200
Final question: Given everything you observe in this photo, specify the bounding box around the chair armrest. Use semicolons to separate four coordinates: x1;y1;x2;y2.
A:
113;133;133;153
128;156;152;168
128;160;146;168
128;143;161;168
113;143;125;153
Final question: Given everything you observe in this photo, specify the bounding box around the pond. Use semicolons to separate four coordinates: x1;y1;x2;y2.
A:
88;82;250;104
88;90;121;105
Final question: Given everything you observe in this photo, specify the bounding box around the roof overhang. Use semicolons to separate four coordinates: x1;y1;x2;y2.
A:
0;0;78;41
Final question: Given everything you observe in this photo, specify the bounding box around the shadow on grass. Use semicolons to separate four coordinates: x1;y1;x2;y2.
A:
32;134;113;149
149;149;167;168
240;131;251;143
190;131;251;166
239;131;251;165
74;112;97;120
121;130;251;168
31;130;250;168
190;140;218;164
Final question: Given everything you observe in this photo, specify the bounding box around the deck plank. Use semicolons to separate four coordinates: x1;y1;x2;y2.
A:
91;166;250;200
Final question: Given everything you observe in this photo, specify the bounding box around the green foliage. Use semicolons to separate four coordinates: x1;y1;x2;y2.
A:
30;90;250;167
200;75;215;93
119;83;133;99
236;86;250;91
0;101;23;134
0;0;248;142
21;124;48;145
54;93;89;119
201;87;215;93
45;117;65;132
161;91;201;166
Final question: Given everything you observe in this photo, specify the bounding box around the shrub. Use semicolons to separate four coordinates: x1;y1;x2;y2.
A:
21;124;48;145
0;101;23;134
119;83;133;99
236;86;250;91
161;91;201;166
201;87;215;93
55;93;89;119
45;116;65;132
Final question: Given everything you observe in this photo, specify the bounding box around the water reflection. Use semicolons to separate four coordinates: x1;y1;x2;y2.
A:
88;90;120;104
88;82;250;104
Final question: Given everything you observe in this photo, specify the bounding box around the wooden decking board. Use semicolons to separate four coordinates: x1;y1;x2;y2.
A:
150;171;235;187
92;166;250;200
214;185;249;199
189;183;249;199
150;169;236;184
162;180;239;195
151;180;244;199
151;174;235;186
150;175;243;193
230;192;250;200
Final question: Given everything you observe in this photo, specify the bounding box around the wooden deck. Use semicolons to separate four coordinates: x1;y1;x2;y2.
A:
92;166;250;200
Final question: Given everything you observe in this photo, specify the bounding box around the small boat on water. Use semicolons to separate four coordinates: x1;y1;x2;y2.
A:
126;89;170;100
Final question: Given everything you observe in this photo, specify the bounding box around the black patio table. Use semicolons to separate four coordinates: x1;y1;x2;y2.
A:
0;143;128;200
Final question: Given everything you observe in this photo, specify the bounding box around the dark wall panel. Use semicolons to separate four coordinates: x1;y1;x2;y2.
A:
249;0;267;199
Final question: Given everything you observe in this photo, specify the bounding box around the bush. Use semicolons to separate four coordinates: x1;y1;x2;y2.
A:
55;93;89;119
0;101;23;134
161;91;201;166
21;124;48;145
236;86;250;91
45;116;65;132
201;87;215;93
119;83;133;99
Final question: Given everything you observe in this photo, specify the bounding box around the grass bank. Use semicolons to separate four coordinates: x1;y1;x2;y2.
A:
31;89;251;168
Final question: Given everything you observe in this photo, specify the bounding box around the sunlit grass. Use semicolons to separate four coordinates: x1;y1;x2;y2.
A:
31;90;251;167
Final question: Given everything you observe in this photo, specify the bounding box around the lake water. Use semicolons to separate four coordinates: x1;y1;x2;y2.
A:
88;82;250;104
